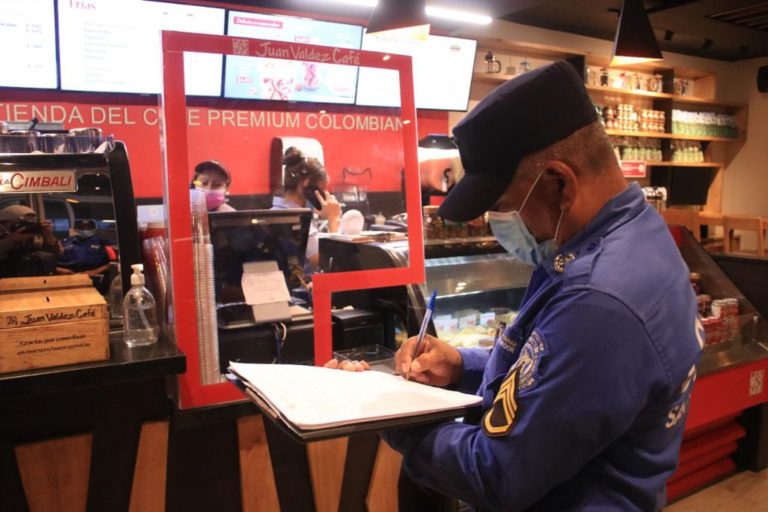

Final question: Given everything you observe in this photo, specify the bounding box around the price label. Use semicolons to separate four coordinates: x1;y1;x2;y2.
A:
620;161;647;178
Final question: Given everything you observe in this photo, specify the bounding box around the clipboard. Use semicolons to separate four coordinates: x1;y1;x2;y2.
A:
226;367;482;443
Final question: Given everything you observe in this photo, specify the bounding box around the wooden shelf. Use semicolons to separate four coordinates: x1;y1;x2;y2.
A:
670;95;747;109
587;84;671;100
475;76;746;110
587;85;746;109
642;161;723;168
605;129;743;143
473;72;515;84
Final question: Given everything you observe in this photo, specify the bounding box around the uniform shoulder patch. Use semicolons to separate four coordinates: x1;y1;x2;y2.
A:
482;368;520;437
514;330;547;392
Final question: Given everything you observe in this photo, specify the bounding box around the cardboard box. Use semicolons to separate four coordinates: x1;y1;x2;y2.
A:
0;275;109;374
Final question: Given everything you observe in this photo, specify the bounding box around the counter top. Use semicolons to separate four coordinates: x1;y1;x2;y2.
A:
699;341;768;376
0;332;185;400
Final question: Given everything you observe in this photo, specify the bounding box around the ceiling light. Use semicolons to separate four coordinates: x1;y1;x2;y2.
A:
366;0;430;41
317;1;491;28
320;0;377;6
425;6;492;25
611;0;663;67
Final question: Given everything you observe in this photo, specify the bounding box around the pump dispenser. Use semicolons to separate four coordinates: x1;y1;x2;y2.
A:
122;263;159;347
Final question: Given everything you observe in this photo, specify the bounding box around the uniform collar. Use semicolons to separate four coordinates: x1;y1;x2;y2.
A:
542;182;646;274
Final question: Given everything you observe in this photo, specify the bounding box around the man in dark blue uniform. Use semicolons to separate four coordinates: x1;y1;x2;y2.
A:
383;61;702;511
57;218;112;277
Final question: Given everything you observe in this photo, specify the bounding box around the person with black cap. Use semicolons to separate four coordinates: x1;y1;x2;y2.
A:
191;160;235;212
381;61;702;511
0;204;62;277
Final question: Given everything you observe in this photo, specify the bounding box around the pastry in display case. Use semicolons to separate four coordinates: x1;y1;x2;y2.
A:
420;253;531;348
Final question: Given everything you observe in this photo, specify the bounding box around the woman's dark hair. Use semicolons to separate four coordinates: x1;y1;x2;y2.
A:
282;147;327;191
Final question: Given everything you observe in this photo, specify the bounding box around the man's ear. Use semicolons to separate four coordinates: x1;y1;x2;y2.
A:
543;160;578;211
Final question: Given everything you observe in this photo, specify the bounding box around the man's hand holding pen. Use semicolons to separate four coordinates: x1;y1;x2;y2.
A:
395;334;463;387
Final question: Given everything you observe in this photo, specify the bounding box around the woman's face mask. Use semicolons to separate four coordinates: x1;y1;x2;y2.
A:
488;170;563;267
205;189;227;211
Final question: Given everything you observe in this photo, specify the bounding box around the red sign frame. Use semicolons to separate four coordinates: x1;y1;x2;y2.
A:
160;31;425;408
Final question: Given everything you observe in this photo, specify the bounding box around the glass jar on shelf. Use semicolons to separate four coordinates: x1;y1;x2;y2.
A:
423;205;444;240
586;67;597;87
599;67;609;87
649;74;662;92
468;214;488;237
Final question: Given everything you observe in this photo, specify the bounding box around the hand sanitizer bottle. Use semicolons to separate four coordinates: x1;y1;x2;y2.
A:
123;264;159;347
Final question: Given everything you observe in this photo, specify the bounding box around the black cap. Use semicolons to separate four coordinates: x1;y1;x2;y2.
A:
193;160;231;185
438;60;597;222
74;219;96;230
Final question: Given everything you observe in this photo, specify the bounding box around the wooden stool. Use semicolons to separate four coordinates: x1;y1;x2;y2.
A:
661;208;699;241
723;215;765;257
696;211;724;250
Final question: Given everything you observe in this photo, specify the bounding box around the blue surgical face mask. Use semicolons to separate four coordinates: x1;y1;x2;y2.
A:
75;229;96;240
488;170;564;267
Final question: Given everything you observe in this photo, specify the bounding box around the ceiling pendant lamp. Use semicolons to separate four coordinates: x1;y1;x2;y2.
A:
611;0;663;66
367;0;430;41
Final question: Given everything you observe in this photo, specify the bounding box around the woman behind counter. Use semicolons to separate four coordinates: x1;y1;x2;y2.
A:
191;160;235;212
271;147;341;269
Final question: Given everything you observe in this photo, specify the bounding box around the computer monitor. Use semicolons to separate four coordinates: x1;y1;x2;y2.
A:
208;208;312;316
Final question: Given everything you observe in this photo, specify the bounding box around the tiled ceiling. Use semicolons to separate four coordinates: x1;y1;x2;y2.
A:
707;1;768;34
497;0;768;61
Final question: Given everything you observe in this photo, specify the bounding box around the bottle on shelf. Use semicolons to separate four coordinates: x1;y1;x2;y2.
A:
671;140;704;163
672;110;737;138
122;263;159;347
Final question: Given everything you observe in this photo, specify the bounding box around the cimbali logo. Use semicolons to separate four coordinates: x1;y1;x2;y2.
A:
0;171;78;193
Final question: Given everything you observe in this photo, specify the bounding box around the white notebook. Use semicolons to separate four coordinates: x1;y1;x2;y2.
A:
229;362;482;431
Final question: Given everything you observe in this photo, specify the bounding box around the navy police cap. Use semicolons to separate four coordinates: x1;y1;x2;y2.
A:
438;60;597;222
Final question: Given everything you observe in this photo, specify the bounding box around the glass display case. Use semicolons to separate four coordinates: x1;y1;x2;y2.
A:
420;253;532;348
676;226;768;375
320;237;532;348
322;228;768;367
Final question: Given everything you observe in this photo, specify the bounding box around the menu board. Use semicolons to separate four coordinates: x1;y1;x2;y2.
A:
58;0;225;95
356;34;477;111
224;11;362;104
145;1;226;97
0;0;57;89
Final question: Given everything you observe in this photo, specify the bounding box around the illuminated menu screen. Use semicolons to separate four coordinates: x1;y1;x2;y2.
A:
0;0;57;89
224;11;362;104
58;0;224;95
357;34;477;111
145;1;226;97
